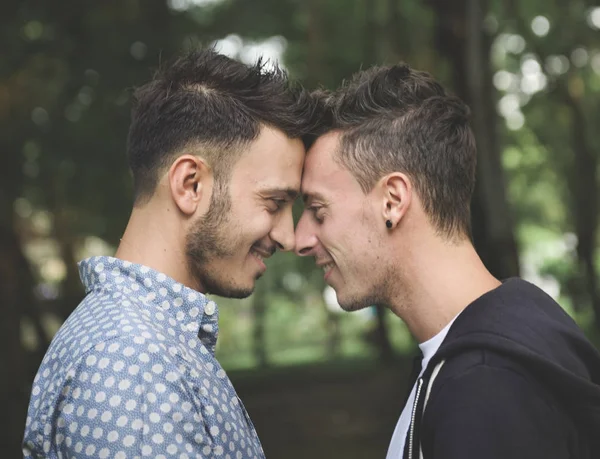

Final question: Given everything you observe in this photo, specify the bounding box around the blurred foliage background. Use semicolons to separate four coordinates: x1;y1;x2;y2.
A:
2;0;600;457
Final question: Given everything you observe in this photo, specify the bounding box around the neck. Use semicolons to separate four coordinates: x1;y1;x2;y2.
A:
387;231;501;343
114;202;198;290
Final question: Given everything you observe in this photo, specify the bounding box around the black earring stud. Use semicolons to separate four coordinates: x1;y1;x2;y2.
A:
386;220;392;229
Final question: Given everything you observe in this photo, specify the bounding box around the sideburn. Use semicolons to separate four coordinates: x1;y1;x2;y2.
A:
185;175;234;266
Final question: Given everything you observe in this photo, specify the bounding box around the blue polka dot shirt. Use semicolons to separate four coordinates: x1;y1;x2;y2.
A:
23;256;265;459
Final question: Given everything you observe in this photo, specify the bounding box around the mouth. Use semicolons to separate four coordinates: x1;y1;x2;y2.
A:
250;247;274;270
318;261;335;280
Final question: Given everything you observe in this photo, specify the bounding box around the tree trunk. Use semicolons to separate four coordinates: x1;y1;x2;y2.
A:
48;180;85;321
305;0;323;88
252;281;268;368
0;221;30;457
374;305;394;361
429;0;520;279
324;309;341;359
560;78;600;328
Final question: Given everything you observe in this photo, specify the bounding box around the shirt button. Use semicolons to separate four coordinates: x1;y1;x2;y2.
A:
204;302;216;316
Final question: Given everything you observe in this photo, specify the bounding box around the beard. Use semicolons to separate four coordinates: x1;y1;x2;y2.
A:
185;182;257;299
336;263;397;312
338;289;388;312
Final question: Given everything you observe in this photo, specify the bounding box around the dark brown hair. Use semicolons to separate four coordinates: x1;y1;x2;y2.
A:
316;64;477;238
127;49;319;204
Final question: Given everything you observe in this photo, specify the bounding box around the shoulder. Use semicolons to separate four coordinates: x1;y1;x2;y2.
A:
33;300;205;415
48;289;178;366
428;348;556;409
423;349;568;438
419;350;572;458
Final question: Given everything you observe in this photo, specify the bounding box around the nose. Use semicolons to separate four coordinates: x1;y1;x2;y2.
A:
294;211;318;257
270;209;296;252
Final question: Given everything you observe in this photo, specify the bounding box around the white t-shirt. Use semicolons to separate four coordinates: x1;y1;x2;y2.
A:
385;316;459;459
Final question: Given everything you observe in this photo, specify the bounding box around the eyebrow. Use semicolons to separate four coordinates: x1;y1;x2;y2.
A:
302;191;327;204
260;187;299;200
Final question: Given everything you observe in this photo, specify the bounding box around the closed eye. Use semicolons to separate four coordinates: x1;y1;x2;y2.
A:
308;206;325;223
268;198;288;213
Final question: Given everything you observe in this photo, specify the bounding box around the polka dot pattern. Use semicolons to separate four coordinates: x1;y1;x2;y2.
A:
24;256;264;458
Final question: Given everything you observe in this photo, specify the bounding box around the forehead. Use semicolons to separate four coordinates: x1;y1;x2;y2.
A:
302;131;361;201
232;125;305;191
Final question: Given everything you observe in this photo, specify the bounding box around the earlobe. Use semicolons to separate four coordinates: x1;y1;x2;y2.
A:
168;155;211;216
381;173;411;228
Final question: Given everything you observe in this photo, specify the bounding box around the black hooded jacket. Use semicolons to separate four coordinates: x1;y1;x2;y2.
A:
404;278;600;459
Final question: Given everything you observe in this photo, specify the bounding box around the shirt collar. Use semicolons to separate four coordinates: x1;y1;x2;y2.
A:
78;256;219;354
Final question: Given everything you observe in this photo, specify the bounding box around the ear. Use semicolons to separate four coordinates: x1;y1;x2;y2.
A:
380;172;412;229
168;155;212;216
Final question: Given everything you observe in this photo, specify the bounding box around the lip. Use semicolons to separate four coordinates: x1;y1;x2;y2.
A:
250;249;270;271
317;261;335;281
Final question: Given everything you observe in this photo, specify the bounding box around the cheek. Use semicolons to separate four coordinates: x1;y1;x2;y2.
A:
230;199;263;230
241;211;275;241
321;221;354;259
342;222;377;260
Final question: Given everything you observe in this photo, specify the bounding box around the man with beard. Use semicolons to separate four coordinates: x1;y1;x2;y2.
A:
295;64;600;458
23;49;317;459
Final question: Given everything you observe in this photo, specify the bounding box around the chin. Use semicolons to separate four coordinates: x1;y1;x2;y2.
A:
206;283;254;299
199;273;256;299
223;287;254;299
337;292;372;312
